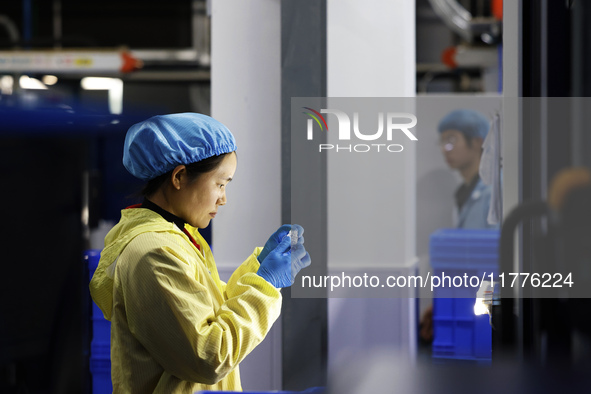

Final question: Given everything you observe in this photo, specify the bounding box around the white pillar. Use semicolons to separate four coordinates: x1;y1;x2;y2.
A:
211;1;281;263
327;0;415;97
211;0;282;390
502;0;521;217
326;0;418;367
502;0;521;277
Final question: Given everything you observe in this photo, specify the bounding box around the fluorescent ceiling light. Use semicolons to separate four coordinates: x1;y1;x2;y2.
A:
0;75;13;94
81;77;120;90
42;75;58;85
80;77;123;114
19;75;47;90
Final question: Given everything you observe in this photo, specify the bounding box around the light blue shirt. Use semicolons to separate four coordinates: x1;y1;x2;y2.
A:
456;179;498;229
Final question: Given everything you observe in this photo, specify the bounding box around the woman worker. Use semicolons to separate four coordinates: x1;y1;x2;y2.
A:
89;113;311;393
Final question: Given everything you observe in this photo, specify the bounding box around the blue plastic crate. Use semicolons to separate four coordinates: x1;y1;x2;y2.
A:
92;315;111;343
86;249;112;345
432;299;493;361
429;229;500;362
430;229;499;298
91;341;110;357
85;249;113;393
90;356;113;394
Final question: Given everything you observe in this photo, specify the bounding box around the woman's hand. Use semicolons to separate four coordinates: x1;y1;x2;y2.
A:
258;224;303;263
256;225;311;288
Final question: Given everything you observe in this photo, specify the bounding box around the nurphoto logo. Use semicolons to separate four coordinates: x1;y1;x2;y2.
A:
302;107;418;153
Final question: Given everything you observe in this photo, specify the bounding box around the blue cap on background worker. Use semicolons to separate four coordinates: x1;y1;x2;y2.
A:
89;112;311;392
438;109;489;142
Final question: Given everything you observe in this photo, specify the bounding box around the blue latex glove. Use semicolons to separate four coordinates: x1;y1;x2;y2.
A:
256;230;311;288
258;224;303;263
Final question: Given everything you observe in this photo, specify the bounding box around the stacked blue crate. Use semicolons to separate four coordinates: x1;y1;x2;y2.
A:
429;229;500;362
85;249;113;393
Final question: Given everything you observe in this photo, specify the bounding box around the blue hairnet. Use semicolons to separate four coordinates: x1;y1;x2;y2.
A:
438;109;490;140
123;113;237;181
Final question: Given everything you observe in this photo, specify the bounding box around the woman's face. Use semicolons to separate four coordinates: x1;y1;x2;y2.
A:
174;152;237;228
439;130;482;171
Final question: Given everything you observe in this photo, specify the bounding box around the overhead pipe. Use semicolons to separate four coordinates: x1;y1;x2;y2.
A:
428;0;502;43
0;15;20;44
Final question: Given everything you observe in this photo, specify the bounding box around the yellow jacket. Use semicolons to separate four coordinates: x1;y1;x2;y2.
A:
89;208;282;393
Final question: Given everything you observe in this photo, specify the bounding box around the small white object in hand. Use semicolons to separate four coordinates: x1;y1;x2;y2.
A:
289;229;299;246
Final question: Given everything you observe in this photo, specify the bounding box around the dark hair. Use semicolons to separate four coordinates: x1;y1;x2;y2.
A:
141;152;234;197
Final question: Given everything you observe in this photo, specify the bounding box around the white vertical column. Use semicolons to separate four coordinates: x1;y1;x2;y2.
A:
327;0;416;97
502;0;521;283
502;0;521;219
211;1;281;266
326;0;417;367
211;0;282;391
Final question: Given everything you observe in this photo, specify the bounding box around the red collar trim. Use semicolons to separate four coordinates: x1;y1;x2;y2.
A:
182;228;202;252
